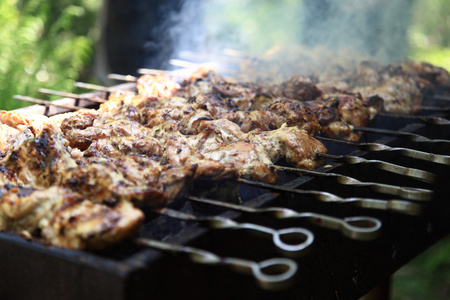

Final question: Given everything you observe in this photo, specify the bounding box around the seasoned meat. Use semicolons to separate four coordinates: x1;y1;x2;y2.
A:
62;119;154;151
354;76;424;114
249;125;327;170
275;75;322;101
204;142;279;184
0;185;144;250
0;126;77;187
85;136;164;159
222;98;321;134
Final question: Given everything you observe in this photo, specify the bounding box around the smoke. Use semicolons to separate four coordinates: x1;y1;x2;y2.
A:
166;0;303;61
146;0;412;72
301;0;411;63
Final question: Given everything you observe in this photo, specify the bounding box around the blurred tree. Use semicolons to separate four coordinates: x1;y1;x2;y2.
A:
0;0;100;110
409;0;450;70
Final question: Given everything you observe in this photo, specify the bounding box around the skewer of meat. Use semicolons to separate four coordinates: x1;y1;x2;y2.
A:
0;185;144;251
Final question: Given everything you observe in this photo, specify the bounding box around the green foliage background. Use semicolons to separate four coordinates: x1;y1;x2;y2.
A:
0;1;448;297
0;0;100;110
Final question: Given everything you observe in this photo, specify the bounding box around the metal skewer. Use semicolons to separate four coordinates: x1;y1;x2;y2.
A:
107;74;138;82
273;165;433;201
135;238;298;290
38;88;107;104
13;95;85;111
353;126;450;144
178;50;242;65
169;59;236;74
137;68;190;78
377;112;450;125
432;95;450;102
237;178;422;216
74;82;119;93
418;105;450;112
315;153;436;184
186;195;382;241
316;136;450;165
156;208;314;255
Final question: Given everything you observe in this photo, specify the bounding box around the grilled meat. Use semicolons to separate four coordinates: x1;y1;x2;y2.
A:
0;126;77;188
0;185;144;250
302;93;382;141
248;124;327;170
0;67;339;250
221;98;321;134
353;76;425;114
134;73;381;141
203;142;278;184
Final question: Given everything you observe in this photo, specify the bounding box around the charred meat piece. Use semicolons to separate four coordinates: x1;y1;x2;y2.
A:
65;159;196;208
163;133;239;181
0;126;77;188
273;75;322;101
0;185;144;251
136;74;181;102
354;76;425;114
204;142;279;184
62;119;154;151
85;136;164;159
222;98;321;134
249;125;327;170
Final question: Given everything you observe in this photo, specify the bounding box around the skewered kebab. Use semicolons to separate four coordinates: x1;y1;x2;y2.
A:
135;71;380;141
234;46;450;113
1;61;439;251
59;102;326;184
0;185;144;251
0;123;198;208
58;108;431;200
0;110;323;250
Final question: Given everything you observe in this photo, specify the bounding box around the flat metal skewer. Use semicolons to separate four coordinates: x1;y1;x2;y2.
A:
353;126;450;144
317;136;450;165
236;178;422;215
156;207;314;255
186;195;382;241
74;82;119;93
137;68;189;78
107;74;138;82
432;95;450;102
135;238;298;290
315;153;436;184
38;88;107;103
377;112;450;125
13;95;84;111
273;165;433;201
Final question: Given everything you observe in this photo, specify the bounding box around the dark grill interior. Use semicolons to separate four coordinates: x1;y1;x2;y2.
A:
1;79;449;300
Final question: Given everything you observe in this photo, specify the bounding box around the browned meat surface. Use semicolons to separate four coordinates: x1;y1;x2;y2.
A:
401;61;450;88
273;75;322;101
85;136;164;159
0;185;144;250
0;66;339;250
222;98;321;134
136;74;181;101
204;142;279;184
354;76;424;114
303;93;382;141
0;126;77;188
249;125;327;170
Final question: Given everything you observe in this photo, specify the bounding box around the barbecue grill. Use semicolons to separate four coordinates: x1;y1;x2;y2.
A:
1;64;450;300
